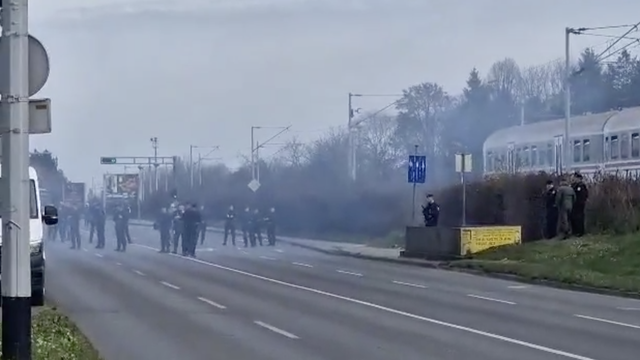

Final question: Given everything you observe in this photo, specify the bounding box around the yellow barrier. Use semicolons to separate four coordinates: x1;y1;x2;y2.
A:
459;226;521;255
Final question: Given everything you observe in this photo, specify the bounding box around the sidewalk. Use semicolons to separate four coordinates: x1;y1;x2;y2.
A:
129;219;440;268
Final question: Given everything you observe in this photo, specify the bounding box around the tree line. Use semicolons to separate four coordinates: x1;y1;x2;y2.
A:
141;47;640;241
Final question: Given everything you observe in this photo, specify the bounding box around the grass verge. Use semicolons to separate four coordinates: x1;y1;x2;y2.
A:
0;306;101;360
447;233;640;294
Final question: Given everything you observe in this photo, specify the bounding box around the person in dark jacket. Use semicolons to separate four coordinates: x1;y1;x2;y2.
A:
155;207;173;253
113;205;128;252
264;207;277;246
241;207;251;247
182;203;202;257
544;180;558;239
249;208;263;247
224;205;236;246
92;203;107;249
570;172;589;237
556;178;576;239
123;204;133;244
69;205;82;249
172;205;185;254
422;194;440;227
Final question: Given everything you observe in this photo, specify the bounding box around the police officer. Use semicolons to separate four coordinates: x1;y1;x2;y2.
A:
155;207;173;253
199;205;207;245
224;205;237;246
93;203;107;249
264;207;277;246
182;203;202;257
124;204;133;244
172;205;185;254
422;194;440;227
69;205;82;249
249;208;263;247
571;172;589;237
241;207;251;247
113;205;127;251
544;180;558;239
556;178;576;239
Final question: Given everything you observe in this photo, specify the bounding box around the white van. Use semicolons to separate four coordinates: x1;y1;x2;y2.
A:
0;166;58;306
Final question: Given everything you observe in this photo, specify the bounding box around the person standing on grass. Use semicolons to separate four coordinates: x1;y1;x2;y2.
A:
571;172;589;237
544;180;558;239
556;178;576;239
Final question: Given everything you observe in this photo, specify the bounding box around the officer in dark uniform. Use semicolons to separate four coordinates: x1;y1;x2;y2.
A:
199;205;207;245
113;205;127;252
249;208;263;247
123;204;132;244
224;205;236;246
182;203;202;257
241;207;251;247
544;180;558;239
93;203;107;249
69;205;82;249
155;207;173;253
264;207;277;246
422;194;440;227
571;172;589;237
172;205;185;254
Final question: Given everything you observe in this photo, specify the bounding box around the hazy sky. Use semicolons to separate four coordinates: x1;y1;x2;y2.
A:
27;0;640;186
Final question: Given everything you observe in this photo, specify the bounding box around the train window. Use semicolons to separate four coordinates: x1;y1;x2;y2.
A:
611;135;619;159
523;147;530;166
621;134;630;159
546;143;553;166
573;140;581;162
583;139;590;161
531;146;538;166
632;133;640;158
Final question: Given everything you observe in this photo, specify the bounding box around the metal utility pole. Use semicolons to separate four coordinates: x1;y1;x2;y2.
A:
1;0;33;358
150;137;158;191
189;145;219;188
248;125;291;192
564;27;572;175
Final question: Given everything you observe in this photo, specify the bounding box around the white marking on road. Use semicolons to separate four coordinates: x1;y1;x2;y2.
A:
132;243;595;360
83;248;89;252
160;281;180;290
133;270;145;276
197;296;226;309
94;253;103;258
467;294;516;305
275;249;284;253
337;270;363;277
292;262;313;268
260;256;277;260
508;285;529;289
617;307;640;311
116;262;122;266
392;280;427;289
240;250;249;255
254;321;299;339
574;314;640;330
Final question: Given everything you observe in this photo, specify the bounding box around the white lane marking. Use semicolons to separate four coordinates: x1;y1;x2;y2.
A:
508;285;529;289
574;314;640;330
254;321;299;339
336;270;363;277
116;262;122;266
133;270;145;276
292;262;313;268
94;253;103;258
131;243;594;360
240;250;249;255
467;294;516;305
83;248;89;252
160;281;180;290
274;249;284;253
197;296;227;309
617;307;640;311
392;280;427;289
260;256;277;260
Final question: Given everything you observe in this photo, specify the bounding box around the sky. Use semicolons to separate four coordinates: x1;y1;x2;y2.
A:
24;0;640;186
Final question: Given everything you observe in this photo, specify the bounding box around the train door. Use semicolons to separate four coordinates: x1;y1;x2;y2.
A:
507;142;515;173
554;135;563;174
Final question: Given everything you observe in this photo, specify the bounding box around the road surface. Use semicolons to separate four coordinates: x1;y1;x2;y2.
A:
44;224;640;360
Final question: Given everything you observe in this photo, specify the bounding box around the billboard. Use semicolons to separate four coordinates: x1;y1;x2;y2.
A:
105;174;139;198
64;182;85;207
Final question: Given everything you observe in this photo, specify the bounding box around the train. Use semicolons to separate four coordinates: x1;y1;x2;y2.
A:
482;106;640;176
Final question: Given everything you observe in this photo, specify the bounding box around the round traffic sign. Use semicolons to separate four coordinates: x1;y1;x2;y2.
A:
0;34;50;97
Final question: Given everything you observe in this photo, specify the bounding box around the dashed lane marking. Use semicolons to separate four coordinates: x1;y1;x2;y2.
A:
574;314;640;330
94;253;103;258
292;262;313;268
254;321;299;339
131;243;595;360
467;294;516;305
336;270;363;277
260;256;277;260
133;270;145;276
392;280;427;289
197;297;227;309
160;281;180;290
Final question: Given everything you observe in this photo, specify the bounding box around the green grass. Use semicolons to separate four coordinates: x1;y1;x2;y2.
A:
448;233;640;293
0;307;101;360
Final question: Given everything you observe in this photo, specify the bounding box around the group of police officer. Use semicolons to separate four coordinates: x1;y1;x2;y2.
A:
544;172;589;239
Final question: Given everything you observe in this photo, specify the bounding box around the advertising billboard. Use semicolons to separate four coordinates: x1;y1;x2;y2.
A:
105;174;139;198
64;182;85;207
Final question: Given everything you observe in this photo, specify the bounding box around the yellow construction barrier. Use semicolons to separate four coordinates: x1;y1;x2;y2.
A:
459;226;521;255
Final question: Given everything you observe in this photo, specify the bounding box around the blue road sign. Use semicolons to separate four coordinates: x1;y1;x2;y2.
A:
407;155;426;184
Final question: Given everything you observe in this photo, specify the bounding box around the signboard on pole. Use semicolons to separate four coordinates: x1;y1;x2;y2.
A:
63;182;85;207
106;174;139;198
407;155;427;184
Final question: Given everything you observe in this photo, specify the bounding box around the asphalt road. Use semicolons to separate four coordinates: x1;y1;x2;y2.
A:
43;224;640;360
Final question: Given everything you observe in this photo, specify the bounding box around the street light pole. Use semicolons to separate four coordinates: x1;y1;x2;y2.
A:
150;137;158;191
1;0;33;358
250;126;290;181
564;27;573;175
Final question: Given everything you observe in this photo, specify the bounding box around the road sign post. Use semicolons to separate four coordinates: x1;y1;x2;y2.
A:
455;153;472;226
407;145;426;223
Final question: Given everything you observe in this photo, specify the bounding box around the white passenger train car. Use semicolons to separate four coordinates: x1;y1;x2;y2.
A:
483;106;640;177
